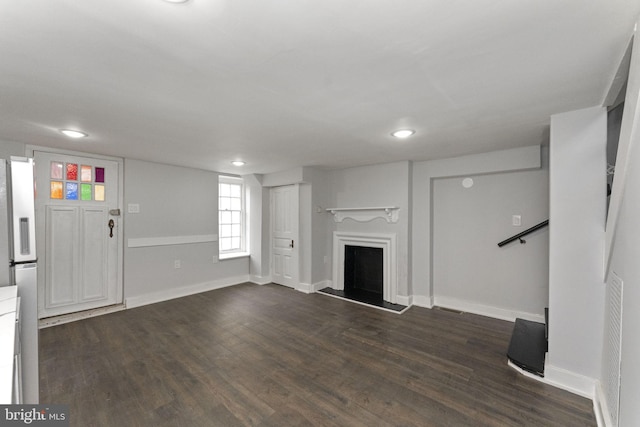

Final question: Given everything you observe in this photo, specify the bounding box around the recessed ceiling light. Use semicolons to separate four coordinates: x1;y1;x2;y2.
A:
391;129;415;138
60;129;88;138
231;161;246;167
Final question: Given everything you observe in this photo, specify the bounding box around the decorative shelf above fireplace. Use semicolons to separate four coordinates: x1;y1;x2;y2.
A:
326;206;400;223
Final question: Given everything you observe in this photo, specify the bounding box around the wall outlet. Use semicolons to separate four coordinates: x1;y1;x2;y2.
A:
512;215;522;226
212;255;219;263
174;260;181;269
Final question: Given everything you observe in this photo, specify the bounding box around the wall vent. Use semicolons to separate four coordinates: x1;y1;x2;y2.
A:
603;271;623;426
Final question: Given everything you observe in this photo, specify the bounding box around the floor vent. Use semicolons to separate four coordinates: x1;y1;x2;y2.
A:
433;306;465;314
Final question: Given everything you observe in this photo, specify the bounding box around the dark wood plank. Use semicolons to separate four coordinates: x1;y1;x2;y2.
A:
39;283;596;427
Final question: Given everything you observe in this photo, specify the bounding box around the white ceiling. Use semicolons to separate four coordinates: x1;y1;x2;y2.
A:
1;0;638;175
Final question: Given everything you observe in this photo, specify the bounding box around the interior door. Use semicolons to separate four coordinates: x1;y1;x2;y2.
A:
271;185;299;288
34;151;122;318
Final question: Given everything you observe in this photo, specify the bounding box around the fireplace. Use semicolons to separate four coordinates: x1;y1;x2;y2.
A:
332;231;398;304
344;245;383;298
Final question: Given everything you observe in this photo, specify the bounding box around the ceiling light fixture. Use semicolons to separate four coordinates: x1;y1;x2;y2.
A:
60;129;88;138
391;129;415;139
231;161;246;167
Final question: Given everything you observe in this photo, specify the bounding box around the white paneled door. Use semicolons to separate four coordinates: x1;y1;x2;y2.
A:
34;151;122;318
271;185;299;288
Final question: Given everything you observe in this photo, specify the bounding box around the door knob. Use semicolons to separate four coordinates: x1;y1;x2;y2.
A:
108;219;115;238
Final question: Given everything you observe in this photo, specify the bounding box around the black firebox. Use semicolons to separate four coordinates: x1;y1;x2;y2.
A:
344;245;383;299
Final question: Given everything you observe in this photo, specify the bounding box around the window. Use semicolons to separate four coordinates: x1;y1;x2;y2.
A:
218;176;245;254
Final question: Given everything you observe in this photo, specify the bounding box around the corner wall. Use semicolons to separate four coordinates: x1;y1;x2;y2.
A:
245;174;271;284
123;159;249;306
327;161;411;300
0;141;27;159
259;166;331;292
608;93;640;427
603;22;640;426
412;145;543;308
547;106;606;396
432;166;549;321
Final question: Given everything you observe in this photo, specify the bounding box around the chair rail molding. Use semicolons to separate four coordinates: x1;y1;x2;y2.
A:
326;206;399;223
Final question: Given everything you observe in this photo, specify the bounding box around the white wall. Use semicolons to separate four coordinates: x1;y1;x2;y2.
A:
608;103;640;427
123;159;249;305
548;106;606;394
244;174;271;284
259;166;331;292
0;141;26;159
304;167;332;287
604;23;640;427
328;161;411;298
299;183;313;287
432;166;549;321
412;145;543;306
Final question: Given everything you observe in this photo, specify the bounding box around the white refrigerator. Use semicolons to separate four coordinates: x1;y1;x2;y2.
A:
0;157;38;403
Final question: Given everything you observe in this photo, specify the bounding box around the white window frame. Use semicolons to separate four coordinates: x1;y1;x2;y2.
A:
218;175;247;257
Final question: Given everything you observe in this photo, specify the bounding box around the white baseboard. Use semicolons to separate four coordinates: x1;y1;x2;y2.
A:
297;280;330;294
411;295;433;308
125;275;250;309
508;361;597;409
594;381;611;427
250;275;272;285
433;296;545;323
297;282;313;294
543;363;596;399
396;295;412;306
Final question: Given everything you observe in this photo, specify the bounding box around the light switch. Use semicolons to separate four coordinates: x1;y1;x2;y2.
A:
128;203;140;214
512;215;522;226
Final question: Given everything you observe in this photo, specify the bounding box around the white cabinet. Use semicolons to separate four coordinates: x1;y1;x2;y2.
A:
0;285;19;404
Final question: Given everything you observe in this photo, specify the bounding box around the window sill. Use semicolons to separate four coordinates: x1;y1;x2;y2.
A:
219;252;250;261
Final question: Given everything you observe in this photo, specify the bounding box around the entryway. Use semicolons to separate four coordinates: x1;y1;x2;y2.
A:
34;150;123;318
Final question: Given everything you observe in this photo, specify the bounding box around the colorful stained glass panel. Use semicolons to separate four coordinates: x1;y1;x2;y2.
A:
94;184;105;201
95;167;105;183
50;162;63;179
66;163;78;180
65;182;78;200
81;184;92;201
81;165;92;182
50;181;63;199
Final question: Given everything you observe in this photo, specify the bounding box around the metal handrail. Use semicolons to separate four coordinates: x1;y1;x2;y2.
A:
497;219;549;247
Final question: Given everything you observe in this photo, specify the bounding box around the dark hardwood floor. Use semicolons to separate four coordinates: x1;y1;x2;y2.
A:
39;283;596;426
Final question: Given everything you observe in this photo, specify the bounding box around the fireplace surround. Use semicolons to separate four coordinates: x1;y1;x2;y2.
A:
332;231;398;304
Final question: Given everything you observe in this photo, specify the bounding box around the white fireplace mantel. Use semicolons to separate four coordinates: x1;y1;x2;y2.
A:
332;231;398;304
326;206;399;223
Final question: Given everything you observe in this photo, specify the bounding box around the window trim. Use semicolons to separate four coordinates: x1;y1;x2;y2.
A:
218;175;246;255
